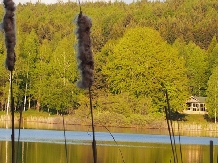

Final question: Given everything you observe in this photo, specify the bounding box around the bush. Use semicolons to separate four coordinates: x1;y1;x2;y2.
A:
95;111;129;127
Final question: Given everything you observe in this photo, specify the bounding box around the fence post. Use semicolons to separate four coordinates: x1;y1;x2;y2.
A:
210;140;213;163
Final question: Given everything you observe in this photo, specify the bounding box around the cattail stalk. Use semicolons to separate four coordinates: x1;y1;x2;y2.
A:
75;11;97;163
10;71;15;163
89;87;97;163
2;1;16;163
103;126;126;163
164;88;178;163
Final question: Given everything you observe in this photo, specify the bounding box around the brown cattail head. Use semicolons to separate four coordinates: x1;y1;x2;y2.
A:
2;0;16;71
75;12;94;89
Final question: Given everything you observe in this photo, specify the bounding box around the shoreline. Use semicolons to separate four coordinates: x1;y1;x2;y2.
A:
1;114;218;132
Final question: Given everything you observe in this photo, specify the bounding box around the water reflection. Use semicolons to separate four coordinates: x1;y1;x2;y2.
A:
0;141;217;163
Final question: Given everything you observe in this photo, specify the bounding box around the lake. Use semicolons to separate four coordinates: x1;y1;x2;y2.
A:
0;122;218;163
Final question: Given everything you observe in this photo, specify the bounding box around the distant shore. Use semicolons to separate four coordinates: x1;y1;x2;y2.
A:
1;114;218;132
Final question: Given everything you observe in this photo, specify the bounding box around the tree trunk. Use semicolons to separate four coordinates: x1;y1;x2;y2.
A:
6;91;10;115
23;82;28;111
6;74;11;115
36;100;40;112
28;97;31;110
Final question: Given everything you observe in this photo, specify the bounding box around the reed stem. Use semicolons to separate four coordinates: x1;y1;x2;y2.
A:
10;71;15;163
89;87;97;163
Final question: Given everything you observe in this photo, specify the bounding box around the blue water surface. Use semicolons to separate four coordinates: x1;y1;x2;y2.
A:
0;128;217;145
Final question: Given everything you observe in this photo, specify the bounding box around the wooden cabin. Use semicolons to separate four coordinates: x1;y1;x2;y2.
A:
184;96;207;114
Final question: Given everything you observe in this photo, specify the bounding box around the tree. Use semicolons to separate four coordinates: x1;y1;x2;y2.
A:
175;41;209;96
0;33;8;111
208;44;218;75
39;36;78;112
102;27;188;112
207;36;217;53
0;49;9;111
206;66;218;122
18;30;40;111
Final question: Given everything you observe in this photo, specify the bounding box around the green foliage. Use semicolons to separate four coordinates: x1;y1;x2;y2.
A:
102;27;188;112
174;41;209;96
208;44;218;74
207;36;217;53
0;54;8;110
95;93;151;117
206;66;218;119
95;111;129;127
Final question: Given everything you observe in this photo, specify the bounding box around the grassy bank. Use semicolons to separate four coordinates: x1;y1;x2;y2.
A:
0;109;216;130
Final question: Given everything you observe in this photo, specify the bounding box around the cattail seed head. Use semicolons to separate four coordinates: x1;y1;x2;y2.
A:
75;12;94;89
2;0;16;71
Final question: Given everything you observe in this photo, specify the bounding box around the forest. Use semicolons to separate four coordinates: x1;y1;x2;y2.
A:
0;0;218;126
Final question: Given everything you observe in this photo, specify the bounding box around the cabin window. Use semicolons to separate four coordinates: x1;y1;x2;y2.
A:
200;104;205;111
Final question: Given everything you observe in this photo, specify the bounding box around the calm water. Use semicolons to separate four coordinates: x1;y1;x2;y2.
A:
0;121;218;163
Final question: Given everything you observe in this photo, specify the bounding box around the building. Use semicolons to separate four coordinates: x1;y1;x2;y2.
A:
184;96;207;114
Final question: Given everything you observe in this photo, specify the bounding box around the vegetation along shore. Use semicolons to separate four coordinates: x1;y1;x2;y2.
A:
1;110;218;132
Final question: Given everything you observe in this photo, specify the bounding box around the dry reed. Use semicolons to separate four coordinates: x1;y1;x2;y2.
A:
2;0;16;71
74;12;94;89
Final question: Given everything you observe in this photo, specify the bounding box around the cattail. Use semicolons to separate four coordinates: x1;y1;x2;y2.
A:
2;0;16;71
75;12;97;163
75;12;94;89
